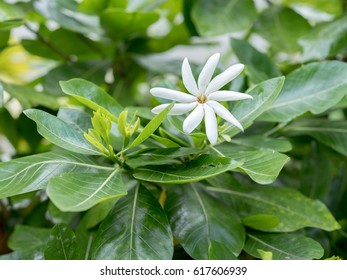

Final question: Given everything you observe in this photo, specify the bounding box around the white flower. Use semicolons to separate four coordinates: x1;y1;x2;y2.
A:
150;53;252;145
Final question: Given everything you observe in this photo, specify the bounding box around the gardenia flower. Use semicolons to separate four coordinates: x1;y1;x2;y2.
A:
150;53;253;145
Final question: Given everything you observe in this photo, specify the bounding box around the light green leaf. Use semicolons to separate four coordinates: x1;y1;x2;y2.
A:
47;168;127;212
227;136;292;152
231;38;281;84
0;18;24;30
299;14;347;61
165;184;245;259
126;0;165;12
59;78;122;121
0;83;3;107
261;61;347;122
133;154;241;184
0;151;113;198
244;232;324;260
280;0;343;16
125;102;174;151
8;225;51;260
57;108;92;133
24;109;101;155
44;224;83;260
206;182;340;232
212;144;289;184
284;119;347;156
222;77;285;137
91;185;173;260
254;6;311;53
242;215;279;231
192;0;257;36
257;249;273;260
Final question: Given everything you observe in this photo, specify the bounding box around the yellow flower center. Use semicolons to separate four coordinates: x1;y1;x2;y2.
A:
197;94;207;104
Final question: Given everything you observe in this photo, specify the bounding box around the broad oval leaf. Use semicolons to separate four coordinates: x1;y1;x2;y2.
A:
133;154;241;184
59;78;122;120
24;109;101;155
165;184;245;259
47;168;127;212
212;144;289;184
44;224;83;260
206;178;340;232
244;232;324;260
0;151;113;198
261;61;347;122
227;136;292;152
91;185;173;260
222;76;285;136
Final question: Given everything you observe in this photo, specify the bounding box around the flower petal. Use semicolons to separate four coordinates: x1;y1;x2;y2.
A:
207;100;243;131
205;64;244;95
182;58;198;96
150;87;196;102
151;102;198;115
183;104;204;133
208;90;253;101
198;53;220;93
203;104;218;145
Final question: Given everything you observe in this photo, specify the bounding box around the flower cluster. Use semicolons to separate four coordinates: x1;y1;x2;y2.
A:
150;53;252;145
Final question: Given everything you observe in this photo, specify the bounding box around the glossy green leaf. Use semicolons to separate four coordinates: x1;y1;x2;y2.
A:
262;61;347;122
100;8;159;40
206;182;340;232
126;147;199;168
284;119;347;156
59;78;122;120
254;6;311;53
47;168;127;212
165;184;245;259
231;39;281;84
222;77;285;136
280;0;343;15
8;225;51;260
133;154;241;184
57;108;92;133
299;14;347;62
244;232;324;260
126;0;165;12
44;224;83;260
192;0;257;36
0;151;113;198
242;215;279;231
212;144;289;184
227;136;292;152
24;109;101;155
125;102;174;151
91;185;173;260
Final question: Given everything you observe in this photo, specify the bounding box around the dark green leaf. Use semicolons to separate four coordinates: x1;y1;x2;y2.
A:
57;108;92;133
24;109;101;155
261;61;347;122
0;151;113;198
91;185;173;259
165;184;245;259
44;224;83;260
47;168;127;212
0;83;3;107
227;136;292;152
192;0;257;36
231;38;281;84
133;154;241;184
244;232;324;260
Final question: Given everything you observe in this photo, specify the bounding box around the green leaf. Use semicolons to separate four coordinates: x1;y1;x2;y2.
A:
47;168;127;212
24;109;101;155
57;108;92;133
231;39;281;84
165;184;245;259
254;6;311;53
100;8;159;40
212;144;289;184
299;14;347;61
280;0;343;16
244;232;324;260
125;102;174;151
59;78;122;120
8;225;51;260
261;61;347;122
0;18;24;31
0;82;3;107
44;224;83;260
133;154;241;184
126;147;199;169
191;0;257;36
284;119;347;156
222;77;285;136
91;185;173;260
227;136;292;153
206;182;341;232
126;0;165;12
0;151;113;198
242;215;280;231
